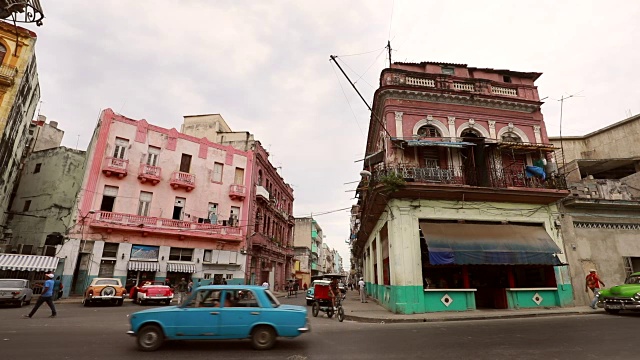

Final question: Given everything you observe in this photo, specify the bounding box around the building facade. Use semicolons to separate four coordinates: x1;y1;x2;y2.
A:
58;109;252;296
245;142;294;291
353;61;571;314
294;217;325;284
0;22;40;236
549;114;640;306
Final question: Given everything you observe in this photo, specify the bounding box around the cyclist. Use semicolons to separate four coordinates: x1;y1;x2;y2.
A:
329;277;340;310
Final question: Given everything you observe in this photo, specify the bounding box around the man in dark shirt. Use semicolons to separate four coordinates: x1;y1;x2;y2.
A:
177;278;188;304
329;278;339;310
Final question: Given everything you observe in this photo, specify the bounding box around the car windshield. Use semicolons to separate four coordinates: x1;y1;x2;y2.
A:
95;279;119;286
264;289;280;308
0;280;25;288
625;276;640;285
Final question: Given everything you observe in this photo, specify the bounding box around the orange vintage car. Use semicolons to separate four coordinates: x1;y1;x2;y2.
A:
83;278;127;306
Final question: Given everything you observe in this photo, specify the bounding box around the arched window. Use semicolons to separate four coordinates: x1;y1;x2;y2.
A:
0;43;6;65
417;125;441;138
461;128;481;138
501;132;522;143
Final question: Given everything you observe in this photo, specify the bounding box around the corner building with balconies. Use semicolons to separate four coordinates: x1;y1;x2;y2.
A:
58;109;252;295
353;62;573;314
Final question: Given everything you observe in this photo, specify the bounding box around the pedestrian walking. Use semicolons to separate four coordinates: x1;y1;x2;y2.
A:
303;282;308;291
262;281;269;289
188;279;193;294
24;273;57;318
586;269;605;309
358;277;367;303
177;278;188;304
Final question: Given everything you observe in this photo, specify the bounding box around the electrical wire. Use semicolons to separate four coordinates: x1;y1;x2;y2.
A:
330;62;366;139
335;46;386;58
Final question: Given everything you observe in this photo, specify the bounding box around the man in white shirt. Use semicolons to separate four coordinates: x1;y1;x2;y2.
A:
358;277;367;303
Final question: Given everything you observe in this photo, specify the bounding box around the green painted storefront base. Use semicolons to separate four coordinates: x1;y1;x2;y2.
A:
367;282;573;314
506;285;574;309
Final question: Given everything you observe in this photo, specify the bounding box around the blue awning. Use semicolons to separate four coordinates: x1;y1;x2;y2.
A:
420;222;562;265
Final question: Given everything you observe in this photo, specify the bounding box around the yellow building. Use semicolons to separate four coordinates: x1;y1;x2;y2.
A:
0;21;40;235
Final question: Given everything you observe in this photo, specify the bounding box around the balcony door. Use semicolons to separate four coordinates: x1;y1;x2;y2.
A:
113;138;128;159
180;154;192;173
147;146;160;166
100;186;118;212
234;168;244;185
173;197;186;220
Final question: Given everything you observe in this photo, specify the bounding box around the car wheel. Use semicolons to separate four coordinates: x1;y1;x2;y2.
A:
312;302;319;317
338;306;345;322
605;308;621;315
163;300;171;306
116;299;124;306
137;325;164;352
83;299;90;307
306;300;313;306
25;297;31;305
251;325;276;350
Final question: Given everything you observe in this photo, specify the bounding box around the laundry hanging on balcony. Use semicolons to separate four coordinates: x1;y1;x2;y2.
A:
525;165;546;180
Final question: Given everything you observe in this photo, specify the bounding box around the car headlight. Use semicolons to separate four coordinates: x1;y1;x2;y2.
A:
634;293;640;301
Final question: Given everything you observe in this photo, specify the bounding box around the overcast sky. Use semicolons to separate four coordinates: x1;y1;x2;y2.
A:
23;1;640;269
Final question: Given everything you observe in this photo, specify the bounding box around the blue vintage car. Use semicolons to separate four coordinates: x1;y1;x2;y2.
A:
127;285;309;351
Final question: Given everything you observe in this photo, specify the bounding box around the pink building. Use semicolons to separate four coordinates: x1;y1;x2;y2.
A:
60;109;252;294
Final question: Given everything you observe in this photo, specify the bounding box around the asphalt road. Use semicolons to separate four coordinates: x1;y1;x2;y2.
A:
0;296;637;360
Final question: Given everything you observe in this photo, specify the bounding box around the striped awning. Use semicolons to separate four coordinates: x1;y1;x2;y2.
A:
0;254;60;272
128;261;160;272
167;262;196;273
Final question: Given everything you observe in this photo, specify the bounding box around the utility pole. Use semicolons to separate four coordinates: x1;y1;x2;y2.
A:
329;55;373;112
557;92;582;173
386;40;392;68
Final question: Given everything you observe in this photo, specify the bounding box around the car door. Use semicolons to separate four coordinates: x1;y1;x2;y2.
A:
218;289;262;338
171;289;221;338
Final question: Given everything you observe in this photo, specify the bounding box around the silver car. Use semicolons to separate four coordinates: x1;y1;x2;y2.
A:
0;279;33;307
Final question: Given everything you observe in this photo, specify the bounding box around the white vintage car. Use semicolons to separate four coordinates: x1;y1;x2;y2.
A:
0;279;33;307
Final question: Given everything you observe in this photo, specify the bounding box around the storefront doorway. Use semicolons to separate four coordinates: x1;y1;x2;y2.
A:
126;270;156;293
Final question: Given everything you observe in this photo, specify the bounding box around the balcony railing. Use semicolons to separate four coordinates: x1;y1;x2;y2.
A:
373;164;567;191
0;64;18;87
453;82;474;91
90;211;242;239
138;164;161;185
102;157;128;178
256;185;270;201
229;184;246;200
492;86;518;97
170;171;196;191
406;77;435;87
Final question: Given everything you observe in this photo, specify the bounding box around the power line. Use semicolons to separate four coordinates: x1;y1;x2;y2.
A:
330;62;366;139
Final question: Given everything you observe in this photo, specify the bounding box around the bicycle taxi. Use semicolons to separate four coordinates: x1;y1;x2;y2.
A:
311;273;345;322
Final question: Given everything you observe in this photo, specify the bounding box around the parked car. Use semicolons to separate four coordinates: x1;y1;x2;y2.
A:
132;282;173;305
83;278;127;307
597;272;640;314
306;280;329;305
127;285;309;351
0;279;33;307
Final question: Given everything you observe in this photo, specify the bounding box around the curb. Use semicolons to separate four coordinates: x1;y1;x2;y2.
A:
343;310;595;324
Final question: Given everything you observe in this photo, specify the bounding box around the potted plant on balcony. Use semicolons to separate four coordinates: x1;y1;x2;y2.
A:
380;172;406;193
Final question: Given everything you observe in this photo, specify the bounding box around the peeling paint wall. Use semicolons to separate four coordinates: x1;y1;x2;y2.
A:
6;146;86;251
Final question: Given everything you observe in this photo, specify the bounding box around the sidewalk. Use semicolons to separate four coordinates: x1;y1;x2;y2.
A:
340;290;597;323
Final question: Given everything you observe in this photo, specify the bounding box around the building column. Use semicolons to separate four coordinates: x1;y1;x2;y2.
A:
394;111;404;138
388;204;423;313
447;117;456;140
533;125;542;144
488;120;496;139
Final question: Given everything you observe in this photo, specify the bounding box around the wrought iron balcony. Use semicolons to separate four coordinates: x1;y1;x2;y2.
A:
170;171;196;191
229;184;246;200
138;164;161;185
0;64;17;87
102;157;128;178
0;1;45;26
372;164;567;191
89;211;242;241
